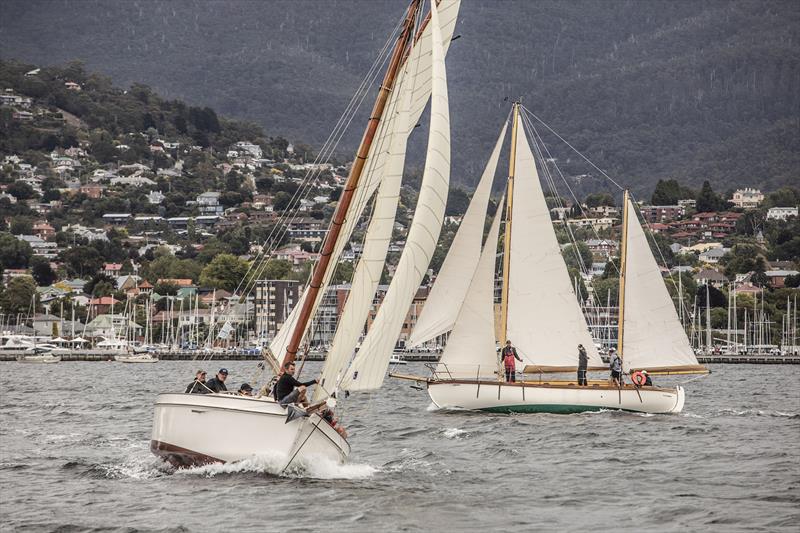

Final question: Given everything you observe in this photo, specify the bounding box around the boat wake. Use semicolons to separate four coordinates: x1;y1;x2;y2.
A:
441;427;468;439
176;453;377;480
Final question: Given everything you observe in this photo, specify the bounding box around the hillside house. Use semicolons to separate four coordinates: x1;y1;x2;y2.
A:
731;188;763;209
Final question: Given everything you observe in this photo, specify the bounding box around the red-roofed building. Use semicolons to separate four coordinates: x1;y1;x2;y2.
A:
33;222;55;240
103;263;123;277
88;296;121;316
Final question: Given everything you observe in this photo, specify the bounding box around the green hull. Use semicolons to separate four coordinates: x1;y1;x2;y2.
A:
480;404;634;414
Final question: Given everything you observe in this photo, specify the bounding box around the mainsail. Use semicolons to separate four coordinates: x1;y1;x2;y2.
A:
505;122;603;369
408;120;508;347
341;0;451;391
619;197;702;371
270;0;461;359
436;194;505;379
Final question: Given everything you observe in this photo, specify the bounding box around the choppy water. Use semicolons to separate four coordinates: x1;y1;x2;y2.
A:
0;361;798;532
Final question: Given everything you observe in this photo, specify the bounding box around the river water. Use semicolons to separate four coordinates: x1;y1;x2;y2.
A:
0;361;797;532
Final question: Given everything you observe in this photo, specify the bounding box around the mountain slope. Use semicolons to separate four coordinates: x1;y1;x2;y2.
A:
2;0;797;196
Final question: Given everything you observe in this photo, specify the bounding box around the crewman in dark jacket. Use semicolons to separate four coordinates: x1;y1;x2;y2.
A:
274;361;317;406
205;368;229;393
185;369;209;393
577;344;588;386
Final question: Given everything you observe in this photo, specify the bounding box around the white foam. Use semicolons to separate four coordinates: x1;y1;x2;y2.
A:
176;452;376;480
442;428;467;439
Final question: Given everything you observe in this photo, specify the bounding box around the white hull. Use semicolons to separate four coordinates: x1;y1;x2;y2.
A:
151;393;350;467
16;354;61;364
115;354;158;363
427;380;685;414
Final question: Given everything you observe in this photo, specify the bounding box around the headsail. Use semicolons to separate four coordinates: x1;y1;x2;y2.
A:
408;120;508;348
506;122;602;368
437;194;504;379
312;53;416;401
341;0;451;391
619;197;702;372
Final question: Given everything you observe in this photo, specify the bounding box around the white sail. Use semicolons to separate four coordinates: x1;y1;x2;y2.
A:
341;0;450;391
506;123;602;368
408;120;508;347
313;57;415;401
621;198;700;370
269;0;461;360
437;194;504;379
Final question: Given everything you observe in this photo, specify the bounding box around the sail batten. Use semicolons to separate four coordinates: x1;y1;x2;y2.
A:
505;122;602;368
408;120;508;347
620;197;700;371
341;0;451;392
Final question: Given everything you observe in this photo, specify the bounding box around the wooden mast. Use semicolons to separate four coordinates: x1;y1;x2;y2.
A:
498;103;519;379
282;0;421;367
617;189;630;360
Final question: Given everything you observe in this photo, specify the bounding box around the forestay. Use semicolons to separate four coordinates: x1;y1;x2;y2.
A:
270;0;461;359
620;198;700;371
505;124;602;368
408;120;508;347
341;0;451;391
437;194;504;379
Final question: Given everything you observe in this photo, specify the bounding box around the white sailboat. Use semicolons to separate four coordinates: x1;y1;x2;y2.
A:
395;103;708;414
151;0;459;467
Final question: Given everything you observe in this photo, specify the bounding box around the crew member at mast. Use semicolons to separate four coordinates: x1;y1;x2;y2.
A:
609;349;622;387
577;344;588;386
274;361;317;407
500;340;522;382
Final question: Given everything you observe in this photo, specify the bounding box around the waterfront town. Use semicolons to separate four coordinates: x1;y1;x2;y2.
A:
1;60;798;357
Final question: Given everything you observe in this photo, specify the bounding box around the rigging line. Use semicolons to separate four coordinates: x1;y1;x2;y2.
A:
520;105;626;192
520;113;591;279
520;108;621;277
231;18;404;299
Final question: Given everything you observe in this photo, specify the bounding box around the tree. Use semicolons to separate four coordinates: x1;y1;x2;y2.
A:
696;284;727;308
722;244;766;278
30;256;57;286
695;181;726;213
9;217;33;236
60;246;104;277
445;188;471;216
651;179;695;205
0;276;37;317
562;242;593;271
273;191;292;212
784;274;800;288
584;193;615;208
199;254;250;292
260;259;293;280
0;232;32;268
7;181;36;201
84;273;117;296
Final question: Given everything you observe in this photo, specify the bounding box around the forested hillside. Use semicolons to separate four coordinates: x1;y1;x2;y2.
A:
1;0;797;196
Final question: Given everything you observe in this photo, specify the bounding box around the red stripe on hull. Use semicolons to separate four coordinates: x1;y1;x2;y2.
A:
150;439;224;468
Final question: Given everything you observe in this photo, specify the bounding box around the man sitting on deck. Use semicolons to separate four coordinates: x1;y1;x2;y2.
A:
274;361;317;407
185;369;209;394
500;340;523;383
206;368;229;393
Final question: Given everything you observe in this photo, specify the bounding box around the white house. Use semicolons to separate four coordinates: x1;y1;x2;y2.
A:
766;207;798;221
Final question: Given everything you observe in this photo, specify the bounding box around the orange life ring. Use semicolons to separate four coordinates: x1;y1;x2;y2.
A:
631;371;646;387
